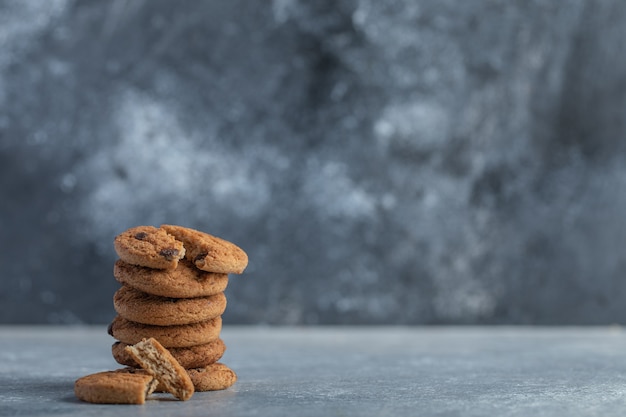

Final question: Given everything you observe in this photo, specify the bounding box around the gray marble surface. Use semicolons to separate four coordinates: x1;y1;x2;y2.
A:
1;326;626;416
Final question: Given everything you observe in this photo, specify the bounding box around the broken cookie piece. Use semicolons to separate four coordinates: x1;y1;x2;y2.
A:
114;226;185;270
124;337;195;401
160;224;248;274
74;368;157;404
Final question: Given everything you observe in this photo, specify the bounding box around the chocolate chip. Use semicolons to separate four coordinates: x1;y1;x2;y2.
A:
159;248;179;260
194;252;208;262
134;232;148;240
107;322;114;336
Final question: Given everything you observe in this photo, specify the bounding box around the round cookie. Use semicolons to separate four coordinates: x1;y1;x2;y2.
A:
160;224;248;274
114;226;185;270
156;363;237;393
113;339;227;369
187;363;237;391
114;286;227;326
74;368;157;404
114;259;229;298
108;316;222;348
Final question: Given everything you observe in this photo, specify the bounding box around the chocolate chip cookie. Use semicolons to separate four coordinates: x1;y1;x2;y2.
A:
112;339;227;369
113;286;227;326
108;315;222;348
114;259;229;298
155;363;237;393
186;363;237;391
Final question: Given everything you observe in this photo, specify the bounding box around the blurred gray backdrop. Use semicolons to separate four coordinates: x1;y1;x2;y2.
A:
2;0;626;325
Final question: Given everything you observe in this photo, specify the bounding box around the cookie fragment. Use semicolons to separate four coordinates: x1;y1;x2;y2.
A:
124;338;194;401
114;226;185;270
74;369;157;404
160;224;248;274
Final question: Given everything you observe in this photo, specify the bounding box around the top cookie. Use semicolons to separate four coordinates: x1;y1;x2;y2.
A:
114;226;185;270
161;225;248;274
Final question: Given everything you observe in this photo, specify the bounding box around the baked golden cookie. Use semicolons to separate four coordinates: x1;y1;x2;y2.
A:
124;338;194;401
161;224;248;274
187;363;237;391
74;368;157;404
113;339;227;369
114;226;185;270
108;315;222;348
155;363;237;393
114;259;229;298
113;286;227;326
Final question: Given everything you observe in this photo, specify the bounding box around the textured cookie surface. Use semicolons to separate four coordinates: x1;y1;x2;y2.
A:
113;339;227;369
109;315;222;348
125;338;194;401
74;369;157;404
187;363;237;391
155;363;237;393
114;259;229;298
114;286;227;326
114;226;185;270
161;225;248;274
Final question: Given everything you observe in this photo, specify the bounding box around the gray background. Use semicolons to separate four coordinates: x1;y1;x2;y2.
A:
2;0;626;325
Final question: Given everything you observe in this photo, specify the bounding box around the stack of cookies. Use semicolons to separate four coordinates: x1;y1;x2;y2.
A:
107;224;248;393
